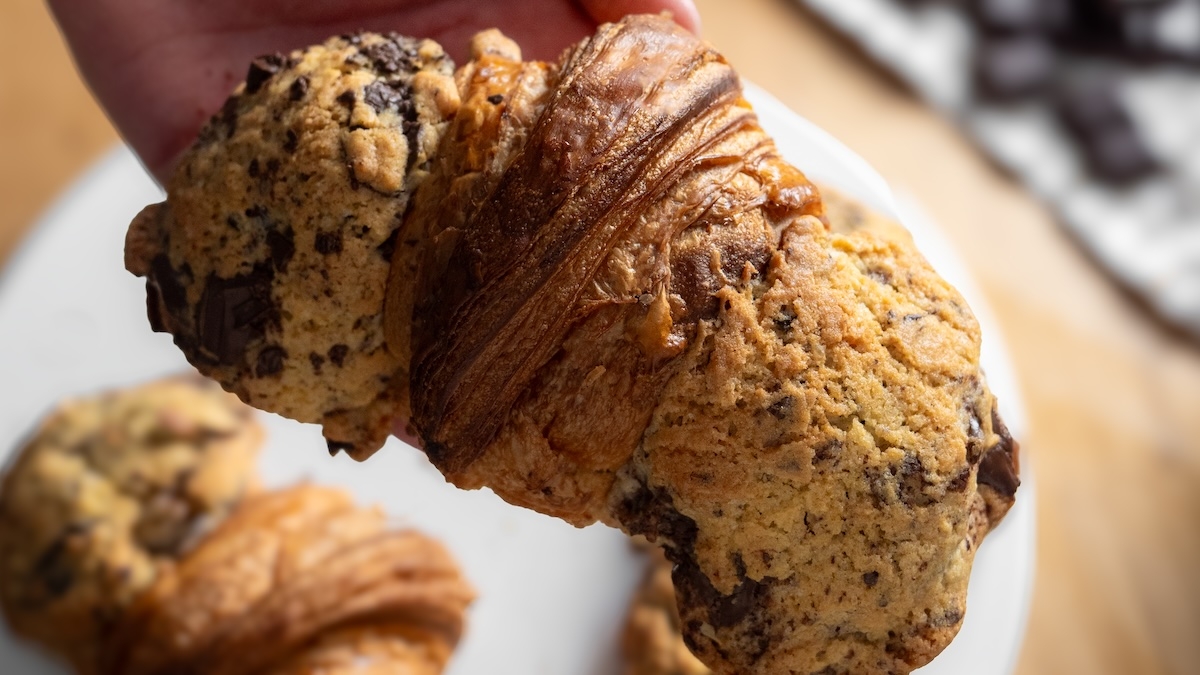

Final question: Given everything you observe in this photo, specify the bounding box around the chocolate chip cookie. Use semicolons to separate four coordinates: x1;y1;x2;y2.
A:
126;33;460;458
0;376;261;672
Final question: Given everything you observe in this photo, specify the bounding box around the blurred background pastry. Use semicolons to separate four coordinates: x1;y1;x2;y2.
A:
0;377;473;675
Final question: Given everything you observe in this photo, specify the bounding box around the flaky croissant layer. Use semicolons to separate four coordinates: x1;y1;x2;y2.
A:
127;14;1019;675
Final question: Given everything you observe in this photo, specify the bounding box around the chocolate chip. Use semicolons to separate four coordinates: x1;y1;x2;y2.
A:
773;306;796;333
863;571;880;587
363;37;417;74
813;440;841;463
309;352;325;373
363;80;409;113
328;344;349;367
200;96;241;144
767;396;794;420
148;254;189;318
248;158;261;178
376;228;399;261
289;75;309;102
246;53;287;94
487;94;504;104
315;230;343;255
196;267;276;366
34;523;92;599
978;409;1021;497
255;346;286;377
145;282;166;332
337;90;357;108
266;228;295;272
947;467;972;492
327;440;355;457
898;455;936;507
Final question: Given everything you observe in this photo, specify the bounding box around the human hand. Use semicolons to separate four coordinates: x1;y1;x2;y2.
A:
48;0;699;183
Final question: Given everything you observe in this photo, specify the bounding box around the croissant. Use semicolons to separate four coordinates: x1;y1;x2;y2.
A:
0;380;473;675
102;485;473;675
126;14;1020;674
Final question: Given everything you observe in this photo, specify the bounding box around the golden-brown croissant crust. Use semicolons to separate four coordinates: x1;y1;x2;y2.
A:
399;21;1018;673
101;485;473;675
127;14;1019;675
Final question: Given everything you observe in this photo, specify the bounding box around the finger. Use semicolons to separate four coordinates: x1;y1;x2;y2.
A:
578;0;701;33
391;416;422;449
46;0;598;185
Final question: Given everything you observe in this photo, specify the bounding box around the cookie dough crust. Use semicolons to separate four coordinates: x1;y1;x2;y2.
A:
126;33;459;457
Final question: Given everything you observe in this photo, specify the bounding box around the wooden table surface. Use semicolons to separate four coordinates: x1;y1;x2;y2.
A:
2;0;1198;673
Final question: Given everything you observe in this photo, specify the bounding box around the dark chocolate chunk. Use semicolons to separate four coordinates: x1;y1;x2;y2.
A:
974;35;1057;100
33;523;92;600
266;228;295;272
773;306;796;333
283;129;299;153
328;344;349;367
978;408;1021;497
289;75;310;102
255;346;287;377
813;440;841;464
376;228;399;261
337;90;357;108
364;80;414;116
309;352;325;373
863;571;881;587
487;93;505;104
897;455;936;507
767;395;794;420
148;255;189;318
363;37;417;74
199;96;241;145
327;440;355;457
195;268;277;366
145;282;167;332
314;230;344;255
947;467;972;492
248;158;261;178
246;53;287;94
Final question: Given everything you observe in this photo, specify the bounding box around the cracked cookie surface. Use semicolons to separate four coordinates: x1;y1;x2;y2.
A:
126;33;459;458
0;377;261;672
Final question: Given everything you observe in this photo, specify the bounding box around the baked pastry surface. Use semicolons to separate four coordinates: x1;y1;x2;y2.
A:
126;15;1020;675
0;377;261;673
125;33;460;457
0;379;473;675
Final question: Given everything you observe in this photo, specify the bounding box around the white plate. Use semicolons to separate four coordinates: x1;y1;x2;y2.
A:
0;85;1034;674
